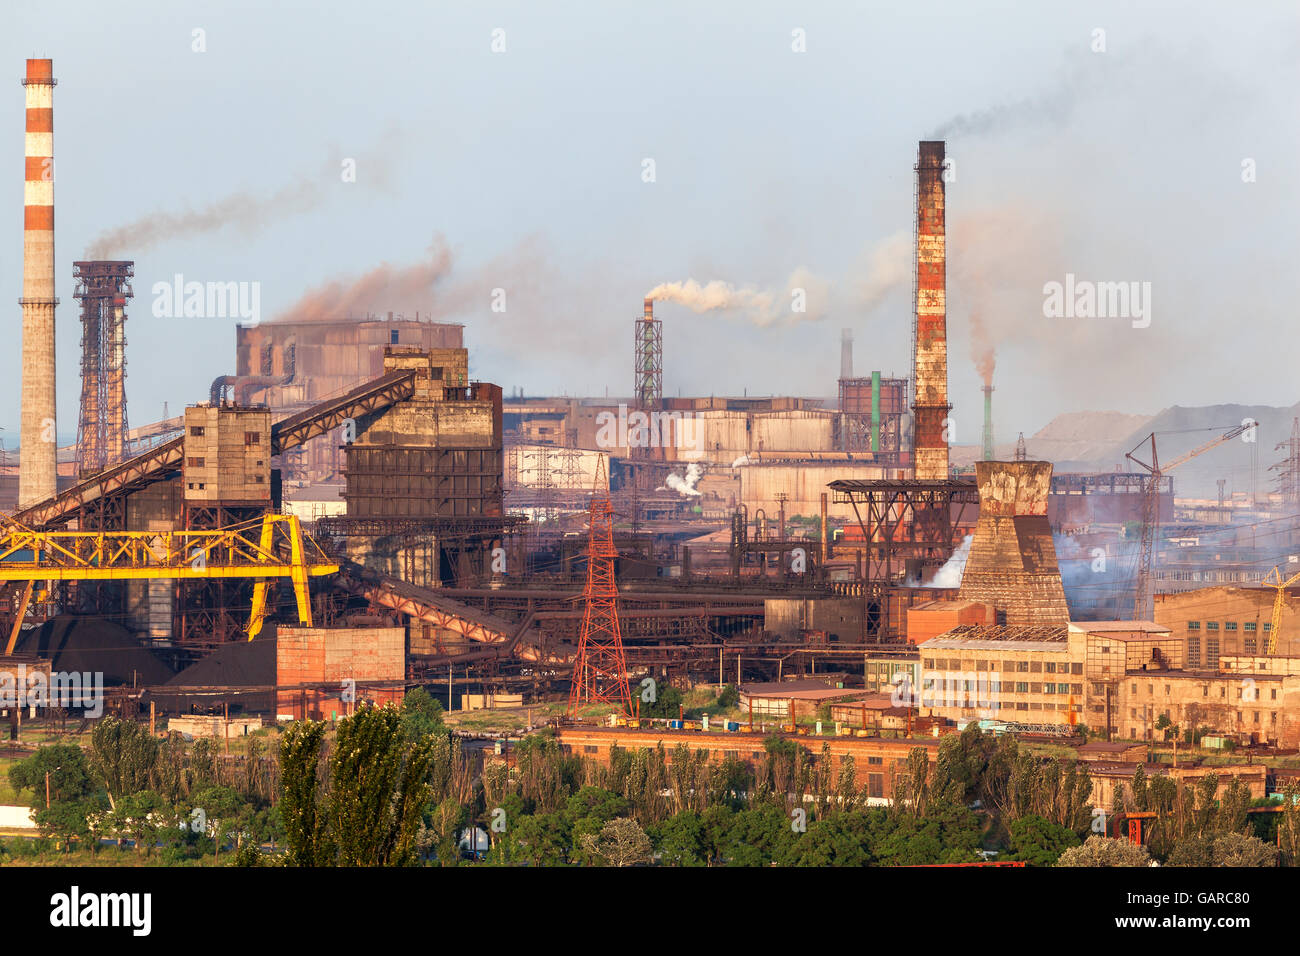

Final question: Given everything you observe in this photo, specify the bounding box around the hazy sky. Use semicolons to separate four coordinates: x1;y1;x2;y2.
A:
5;0;1298;450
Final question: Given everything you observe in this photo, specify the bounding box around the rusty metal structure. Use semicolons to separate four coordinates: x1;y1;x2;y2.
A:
830;478;978;585
19;58;57;508
73;260;133;475
911;141;949;481
568;458;633;715
838;372;907;461
634;297;662;413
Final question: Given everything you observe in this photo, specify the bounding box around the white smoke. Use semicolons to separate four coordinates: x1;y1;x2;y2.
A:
661;463;704;498
646;269;827;327
923;535;974;588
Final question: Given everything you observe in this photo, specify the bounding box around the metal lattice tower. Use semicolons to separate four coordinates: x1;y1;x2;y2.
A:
73;261;133;475
634;297;662;412
1270;417;1300;512
567;456;632;717
1014;432;1026;461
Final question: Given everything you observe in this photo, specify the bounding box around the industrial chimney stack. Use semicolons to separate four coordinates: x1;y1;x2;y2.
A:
981;384;994;461
840;328;853;380
911;141;949;481
19;58;57;507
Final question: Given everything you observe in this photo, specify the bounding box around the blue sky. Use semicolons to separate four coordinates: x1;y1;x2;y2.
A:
5;0;1298;449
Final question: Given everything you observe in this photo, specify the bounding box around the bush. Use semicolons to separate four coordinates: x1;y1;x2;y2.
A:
1056;835;1151;867
1168;832;1278;868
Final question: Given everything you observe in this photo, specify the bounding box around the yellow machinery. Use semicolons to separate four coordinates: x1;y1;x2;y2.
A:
0;513;338;652
1261;564;1300;655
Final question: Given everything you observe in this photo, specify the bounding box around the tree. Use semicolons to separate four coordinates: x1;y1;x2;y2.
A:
89;716;159;810
9;744;103;849
400;687;446;742
1007;814;1080;866
326;704;435;866
781;811;872;866
278;719;330;866
581;818;651;867
1168;832;1278;867
652;811;708;867
1056;835;1151;867
489;811;571;867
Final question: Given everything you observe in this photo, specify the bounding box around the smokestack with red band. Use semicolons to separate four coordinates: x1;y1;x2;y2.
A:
912;140;949;481
20;58;57;507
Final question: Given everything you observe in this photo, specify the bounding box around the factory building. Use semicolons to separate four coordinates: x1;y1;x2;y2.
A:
1154;586;1300;664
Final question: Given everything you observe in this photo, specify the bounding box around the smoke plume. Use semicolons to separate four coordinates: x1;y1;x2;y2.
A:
86;138;400;259
269;236;453;322
646;267;827;327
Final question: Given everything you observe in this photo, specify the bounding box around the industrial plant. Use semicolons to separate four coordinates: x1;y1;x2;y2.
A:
0;0;1297;898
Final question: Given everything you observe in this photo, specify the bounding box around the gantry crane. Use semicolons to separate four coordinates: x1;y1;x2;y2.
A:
1126;421;1258;619
0;513;339;652
1261;564;1300;655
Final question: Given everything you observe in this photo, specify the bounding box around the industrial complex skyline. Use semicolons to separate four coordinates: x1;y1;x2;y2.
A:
4;0;1297;449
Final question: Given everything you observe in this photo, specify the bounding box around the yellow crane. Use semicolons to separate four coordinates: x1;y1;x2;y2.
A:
0;513;338;652
1261;564;1300;655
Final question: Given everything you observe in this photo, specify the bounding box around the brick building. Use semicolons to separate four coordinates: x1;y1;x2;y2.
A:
275;625;405;720
1154;585;1300;665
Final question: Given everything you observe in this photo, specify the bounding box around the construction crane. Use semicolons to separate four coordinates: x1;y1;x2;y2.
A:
1126;420;1258;619
1261;564;1300;655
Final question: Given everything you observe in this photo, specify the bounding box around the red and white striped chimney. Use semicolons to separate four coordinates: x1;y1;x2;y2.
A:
912;140;949;481
20;58;57;507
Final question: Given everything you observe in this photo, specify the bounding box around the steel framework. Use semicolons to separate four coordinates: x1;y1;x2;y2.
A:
73;261;133;475
0;514;337;651
634;298;662;412
568;458;632;716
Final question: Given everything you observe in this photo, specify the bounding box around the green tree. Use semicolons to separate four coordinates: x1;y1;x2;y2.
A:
400;687;446;742
652;811;708;867
89;716;159;810
8;744;103;850
1007;814;1080;866
326;704;435;866
278;719;330;865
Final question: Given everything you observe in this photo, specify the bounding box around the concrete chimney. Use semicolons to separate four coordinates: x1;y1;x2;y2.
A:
840;328;853;380
957;460;1070;625
20;58;57;508
981;384;994;461
912;141;949;481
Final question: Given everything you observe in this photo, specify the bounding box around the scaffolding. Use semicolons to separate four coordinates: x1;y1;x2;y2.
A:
73;261;133;476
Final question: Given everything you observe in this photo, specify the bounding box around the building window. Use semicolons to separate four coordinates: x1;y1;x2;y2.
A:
868;774;884;799
1207;638;1220;667
1225;622;1238;632
1188;621;1201;631
583;745;598;754
1045;662;1057;674
1030;661;1042;673
187;457;205;468
390;329;399;345
867;756;883;765
1244;638;1257;655
190;426;205;437
1188;637;1201;666
1244;622;1256;633
1071;663;1083;674
245;431;260;446
1016;682;1028;694
1206;622;1219;633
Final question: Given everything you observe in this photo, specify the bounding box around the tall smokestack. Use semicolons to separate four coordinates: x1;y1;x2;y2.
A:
981;384;994;461
634;296;661;412
911;141;949;481
20;58;57;508
840;328;853;380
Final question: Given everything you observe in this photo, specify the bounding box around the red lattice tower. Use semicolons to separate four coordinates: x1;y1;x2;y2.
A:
567;457;632;717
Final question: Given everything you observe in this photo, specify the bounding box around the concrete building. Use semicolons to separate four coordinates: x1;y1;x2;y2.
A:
1089;763;1268;809
1154;585;1300;665
917;623;1082;727
737;679;861;720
